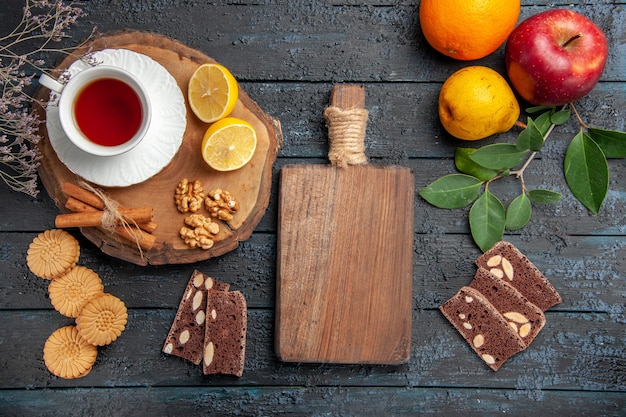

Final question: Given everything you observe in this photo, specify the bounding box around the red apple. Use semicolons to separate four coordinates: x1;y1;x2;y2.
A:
505;9;608;106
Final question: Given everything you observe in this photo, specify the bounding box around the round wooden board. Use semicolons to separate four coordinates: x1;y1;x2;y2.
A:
34;31;282;266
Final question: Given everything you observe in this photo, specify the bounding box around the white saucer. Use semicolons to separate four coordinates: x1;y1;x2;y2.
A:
46;48;187;187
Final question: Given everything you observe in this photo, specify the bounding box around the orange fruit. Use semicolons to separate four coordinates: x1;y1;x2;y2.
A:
188;63;239;123
419;0;520;61
201;117;257;171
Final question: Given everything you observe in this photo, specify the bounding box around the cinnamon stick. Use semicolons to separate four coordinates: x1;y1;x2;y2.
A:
61;182;158;231
59;182;157;250
55;207;153;228
62;197;156;250
65;197;158;233
113;225;156;251
64;197;97;213
62;182;105;210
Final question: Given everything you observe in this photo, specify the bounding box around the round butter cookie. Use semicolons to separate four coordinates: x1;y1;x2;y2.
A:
27;229;80;280
76;293;128;346
43;325;98;379
49;266;104;318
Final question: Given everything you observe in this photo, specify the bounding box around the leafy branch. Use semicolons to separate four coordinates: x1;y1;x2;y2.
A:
419;104;626;252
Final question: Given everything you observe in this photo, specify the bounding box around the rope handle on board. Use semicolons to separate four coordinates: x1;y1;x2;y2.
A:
323;84;369;168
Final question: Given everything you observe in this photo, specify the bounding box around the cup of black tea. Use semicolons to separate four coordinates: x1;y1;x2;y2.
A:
40;66;152;157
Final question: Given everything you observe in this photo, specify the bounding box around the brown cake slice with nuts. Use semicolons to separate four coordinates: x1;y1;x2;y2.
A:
476;241;562;311
203;290;247;377
469;267;546;347
162;270;230;365
440;286;526;371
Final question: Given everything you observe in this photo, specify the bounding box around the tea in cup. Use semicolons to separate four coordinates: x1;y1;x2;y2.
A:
40;65;152;157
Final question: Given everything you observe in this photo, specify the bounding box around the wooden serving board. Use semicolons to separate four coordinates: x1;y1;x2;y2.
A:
275;85;414;364
33;31;282;266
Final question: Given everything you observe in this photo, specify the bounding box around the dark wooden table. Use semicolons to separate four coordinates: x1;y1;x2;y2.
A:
1;1;624;415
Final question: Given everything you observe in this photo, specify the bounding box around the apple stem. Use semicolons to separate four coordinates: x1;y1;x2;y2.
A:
562;33;583;48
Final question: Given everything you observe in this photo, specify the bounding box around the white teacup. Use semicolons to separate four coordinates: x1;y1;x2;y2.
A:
39;65;152;157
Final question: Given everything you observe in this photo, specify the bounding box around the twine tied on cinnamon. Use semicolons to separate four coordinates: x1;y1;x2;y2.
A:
323;105;369;168
78;181;146;258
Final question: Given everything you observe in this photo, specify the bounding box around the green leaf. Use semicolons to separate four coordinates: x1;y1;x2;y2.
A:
469;190;506;252
469;144;529;170
564;132;609;214
526;105;555;114
505;194;532;230
528;189;563;204
587;128;626;158
419;174;483;209
533;111;553;136
516;118;544;152
455;148;500;181
550;109;571;125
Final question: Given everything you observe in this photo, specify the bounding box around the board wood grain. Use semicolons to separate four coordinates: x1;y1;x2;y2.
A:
275;85;414;364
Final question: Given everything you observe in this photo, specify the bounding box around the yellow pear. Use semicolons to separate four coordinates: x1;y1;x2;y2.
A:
438;66;520;141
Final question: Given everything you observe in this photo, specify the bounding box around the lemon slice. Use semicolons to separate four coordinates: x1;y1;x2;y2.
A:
201;117;257;171
188;63;238;123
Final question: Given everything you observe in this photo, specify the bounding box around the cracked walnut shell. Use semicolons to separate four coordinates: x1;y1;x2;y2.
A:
175;178;205;213
179;214;220;250
205;188;240;221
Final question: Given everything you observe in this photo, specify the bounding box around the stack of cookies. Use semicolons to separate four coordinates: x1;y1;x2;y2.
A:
162;270;247;377
27;229;128;379
440;241;561;371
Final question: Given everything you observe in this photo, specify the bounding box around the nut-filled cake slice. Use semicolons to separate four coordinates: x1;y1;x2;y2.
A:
476;241;562;311
203;289;247;376
469;267;546;346
162;270;230;365
440;286;526;371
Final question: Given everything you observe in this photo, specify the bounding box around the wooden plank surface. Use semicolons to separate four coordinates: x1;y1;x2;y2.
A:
0;0;624;415
0;308;624;389
2;387;623;417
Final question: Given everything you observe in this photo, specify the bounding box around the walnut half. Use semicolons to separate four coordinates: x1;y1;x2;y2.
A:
179;214;219;250
205;188;240;221
175;178;205;213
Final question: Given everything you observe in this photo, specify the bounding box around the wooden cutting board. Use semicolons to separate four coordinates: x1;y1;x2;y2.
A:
275;85;414;364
